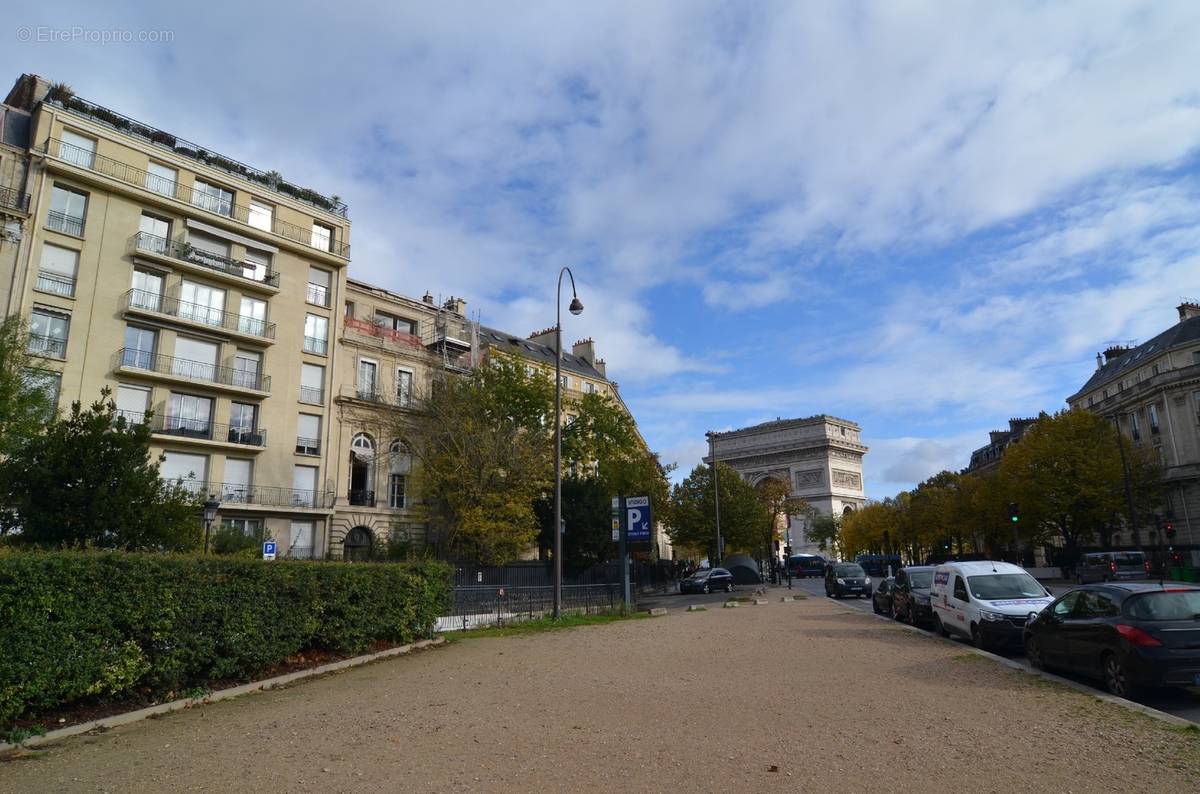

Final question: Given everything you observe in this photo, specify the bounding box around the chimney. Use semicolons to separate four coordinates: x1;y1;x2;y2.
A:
594;358;606;378
527;327;558;348
1095;352;1104;370
572;338;595;364
1178;301;1200;322
442;296;466;315
3;73;53;111
422;291;435;305
1103;345;1129;363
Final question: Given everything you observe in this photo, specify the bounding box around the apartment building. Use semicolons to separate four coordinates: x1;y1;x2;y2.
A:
0;89;33;310
1;74;350;558
964;417;1039;476
1067;302;1200;563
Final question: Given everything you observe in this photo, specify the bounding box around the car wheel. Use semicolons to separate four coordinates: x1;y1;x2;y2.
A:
725;582;733;593
933;614;948;638
1103;653;1135;698
1025;635;1044;670
703;584;710;594
971;624;986;650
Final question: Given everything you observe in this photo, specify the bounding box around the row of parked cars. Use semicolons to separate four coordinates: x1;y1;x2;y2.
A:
867;560;1200;698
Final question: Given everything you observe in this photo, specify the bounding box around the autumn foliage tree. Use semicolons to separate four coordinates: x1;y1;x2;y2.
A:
668;463;770;559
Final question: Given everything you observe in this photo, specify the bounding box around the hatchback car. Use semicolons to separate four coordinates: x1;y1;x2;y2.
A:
1023;583;1200;697
890;565;936;627
825;562;872;599
872;577;895;615
679;568;735;594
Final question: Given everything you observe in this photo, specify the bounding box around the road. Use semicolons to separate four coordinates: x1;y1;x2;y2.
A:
786;575;1200;724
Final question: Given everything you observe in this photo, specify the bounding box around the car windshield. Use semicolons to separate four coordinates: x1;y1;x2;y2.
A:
1126;591;1200;620
834;565;864;577
909;571;933;589
1113;553;1144;568
692;570;711;579
967;573;1045;600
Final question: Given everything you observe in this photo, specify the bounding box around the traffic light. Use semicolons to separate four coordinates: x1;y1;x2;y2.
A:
1165;522;1176;540
1009;503;1019;523
783;545;792;557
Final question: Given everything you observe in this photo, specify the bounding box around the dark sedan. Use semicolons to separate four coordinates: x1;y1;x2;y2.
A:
1023;584;1200;698
680;568;735;594
890;566;936;627
872;577;896;615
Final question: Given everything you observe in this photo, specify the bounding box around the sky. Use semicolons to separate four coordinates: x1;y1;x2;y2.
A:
6;1;1200;497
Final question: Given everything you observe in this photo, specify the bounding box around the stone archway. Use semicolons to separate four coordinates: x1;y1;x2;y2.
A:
343;525;374;562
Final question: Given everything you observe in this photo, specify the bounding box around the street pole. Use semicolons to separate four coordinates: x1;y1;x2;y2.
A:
707;432;723;566
553;267;584;620
619;494;630;610
1113;415;1141;551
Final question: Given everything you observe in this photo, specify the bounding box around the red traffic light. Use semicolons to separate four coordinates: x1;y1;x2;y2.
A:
1165;522;1176;539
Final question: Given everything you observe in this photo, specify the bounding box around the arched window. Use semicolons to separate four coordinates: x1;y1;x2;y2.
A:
351;432;374;456
349;433;375;506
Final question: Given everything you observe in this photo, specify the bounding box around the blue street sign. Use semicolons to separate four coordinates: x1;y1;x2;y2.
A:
262;541;277;561
626;496;652;544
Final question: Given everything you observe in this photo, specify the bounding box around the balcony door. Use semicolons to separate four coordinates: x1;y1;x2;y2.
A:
238;296;267;336
179;280;226;327
168;393;213;438
223;459;252;503
138;213;171;254
233;350;262;390
357;359;378;400
173;337;218;382
131;269;164;311
123;325;157;369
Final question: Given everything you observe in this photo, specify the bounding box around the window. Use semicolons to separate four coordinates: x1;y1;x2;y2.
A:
1079;591;1119;619
1130;411;1141;442
583;381;596;394
1149;403;1161;435
232;350;262;390
311;222;333;252
192;179;234;217
173;337;219;381
122;325;157;369
138;213;171;254
145;162;177;197
247;199;273;231
242;249;270;282
304;313;329;354
357;359;378;399
389;474;407;509
300;363;324;404
296;413;321;455
953;576;969;603
345;301;355;318
28;308;69;359
223;459;253;502
1051;591;1081;619
179;280;226;326
221;517;262;539
288;521;315;558
37;244;79;297
160;451;207;491
229;402;258;443
238;296;267;336
389;439;411;509
307;267;331;307
396;368;413;407
60;130;96;168
130;268;165;311
48;184;87;236
560;375;570;390
375;312;417;335
292;465;318;507
24;369;61;417
115;384;151;425
167;393;213;438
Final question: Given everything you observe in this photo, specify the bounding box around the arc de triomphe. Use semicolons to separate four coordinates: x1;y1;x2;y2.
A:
704;415;868;556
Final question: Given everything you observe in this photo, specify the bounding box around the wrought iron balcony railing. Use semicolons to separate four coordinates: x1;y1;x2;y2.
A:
47;138;350;257
131;232;281;288
306;283;330;307
121;289;276;340
34;271;76;297
47;210;85;236
0;186;30;213
173;479;333;509
299;385;324;405
27;333;67;359
295;436;321;456
114;348;271;393
303;336;328;355
151;415;266;447
337;384;415;409
348;489;376;507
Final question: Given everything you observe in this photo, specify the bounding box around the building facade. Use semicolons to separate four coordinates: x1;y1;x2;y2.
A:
965;417;1039;476
1067;302;1200;564
705;415;867;556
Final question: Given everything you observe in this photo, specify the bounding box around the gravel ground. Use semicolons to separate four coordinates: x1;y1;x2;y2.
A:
3;598;1198;793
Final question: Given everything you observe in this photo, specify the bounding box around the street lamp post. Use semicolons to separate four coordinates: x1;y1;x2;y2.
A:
202;495;220;554
553;267;583;620
706;431;723;566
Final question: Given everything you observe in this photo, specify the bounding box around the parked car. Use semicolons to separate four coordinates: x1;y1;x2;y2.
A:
825;562;872;599
872;577;896;615
856;554;903;577
929;561;1054;649
890;565;936;627
1024;583;1200;697
679;568;735;594
787;554;826;578
1076;551;1149;584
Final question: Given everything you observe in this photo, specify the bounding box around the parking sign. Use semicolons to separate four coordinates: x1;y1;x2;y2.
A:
262;541;277;561
626;496;651;545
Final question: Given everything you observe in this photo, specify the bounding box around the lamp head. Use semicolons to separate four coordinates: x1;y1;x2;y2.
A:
202;496;220;522
568;296;584;315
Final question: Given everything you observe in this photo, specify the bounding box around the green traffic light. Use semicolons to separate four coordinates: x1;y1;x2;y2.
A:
1011;516;1019;523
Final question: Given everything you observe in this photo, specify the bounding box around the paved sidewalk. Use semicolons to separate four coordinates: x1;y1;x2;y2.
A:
3;598;1198;792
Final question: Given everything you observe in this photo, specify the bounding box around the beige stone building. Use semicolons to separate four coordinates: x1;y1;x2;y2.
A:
1;74;351;557
705;415;868;557
1067;302;1200;564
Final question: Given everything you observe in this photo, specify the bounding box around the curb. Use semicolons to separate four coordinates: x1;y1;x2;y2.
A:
723;601;739;608
0;637;445;753
832;601;1198;729
687;604;707;612
644;607;667;616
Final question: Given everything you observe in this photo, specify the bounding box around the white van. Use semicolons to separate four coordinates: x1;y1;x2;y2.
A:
929;561;1054;650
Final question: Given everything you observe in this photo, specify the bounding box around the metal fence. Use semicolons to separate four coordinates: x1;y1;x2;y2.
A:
436;583;622;632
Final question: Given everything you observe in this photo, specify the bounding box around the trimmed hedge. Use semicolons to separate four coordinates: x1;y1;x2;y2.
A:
0;551;451;724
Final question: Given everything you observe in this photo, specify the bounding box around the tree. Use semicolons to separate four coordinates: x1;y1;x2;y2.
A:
668;463;770;558
806;511;842;557
0;316;53;457
753;478;806;565
0;389;200;550
405;356;554;564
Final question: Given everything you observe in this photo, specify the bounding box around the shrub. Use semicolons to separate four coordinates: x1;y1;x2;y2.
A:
0;551;451;724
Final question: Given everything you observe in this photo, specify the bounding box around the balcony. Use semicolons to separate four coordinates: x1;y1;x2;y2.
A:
295;436;321;456
306;283;330;307
344;316;424;350
151;415;266;448
114;348;271;394
0;186;30;214
348;489;376;507
131;232;280;289
174;479;331;509
27;333;66;359
46;138;350;257
34;271;76;298
299;386;325;405
303;336;328;355
336;384;415;410
121;289;276;343
47;210;85;237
